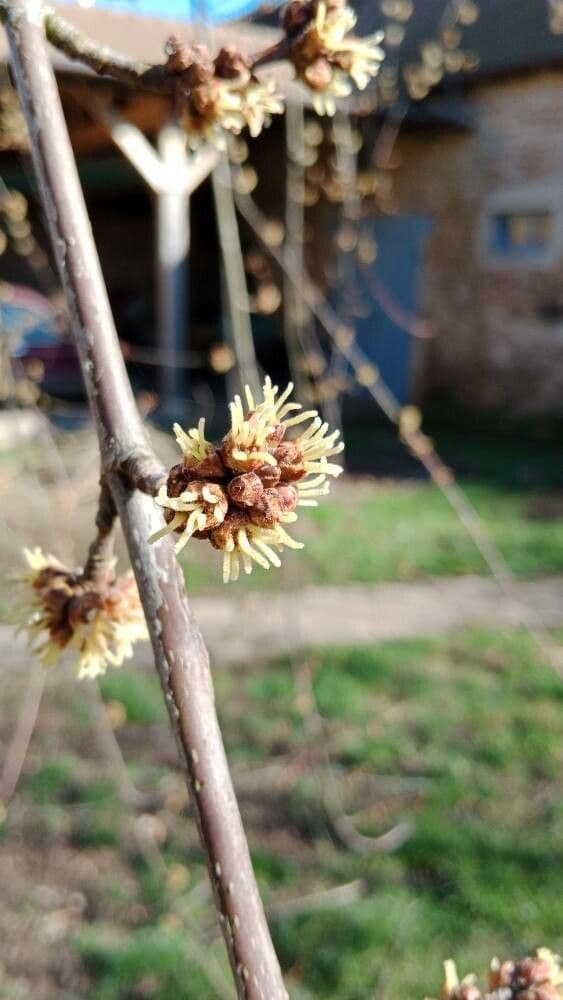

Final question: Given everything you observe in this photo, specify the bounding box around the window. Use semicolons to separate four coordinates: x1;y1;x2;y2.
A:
480;182;562;269
491;211;553;257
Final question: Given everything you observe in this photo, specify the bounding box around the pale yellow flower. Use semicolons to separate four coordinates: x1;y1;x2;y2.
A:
11;548;147;679
150;376;344;582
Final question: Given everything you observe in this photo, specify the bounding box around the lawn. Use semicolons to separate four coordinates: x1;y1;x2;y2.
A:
179;479;563;592
173;424;563;591
2;627;562;997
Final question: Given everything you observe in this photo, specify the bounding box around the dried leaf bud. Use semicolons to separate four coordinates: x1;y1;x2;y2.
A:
164;36;197;73
221;401;278;474
214;45;251;80
514;957;553;987
189;449;226;480
519;988;561;1000
451;986;482;1000
255;462;282;488
277;484;298;514
174;420;226;479
228;472;265;508
249;488;283;529
266;423;286;448
209;509;249;551
304;57;335;91
274;442;307;482
489;959;516;989
282;1;312;36
67;591;103;630
167;463;192;498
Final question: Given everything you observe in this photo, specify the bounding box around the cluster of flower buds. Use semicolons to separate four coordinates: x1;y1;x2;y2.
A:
12;548;147;679
427;950;563;1000
165;38;283;147
283;0;385;115
150;377;344;583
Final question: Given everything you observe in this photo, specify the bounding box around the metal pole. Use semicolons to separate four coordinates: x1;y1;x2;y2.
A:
284;99;311;403
212;153;261;398
156;121;190;414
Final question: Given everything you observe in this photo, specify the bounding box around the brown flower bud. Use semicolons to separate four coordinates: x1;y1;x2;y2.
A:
282;0;312;36
333;49;354;73
164;507;182;532
67;590;103;629
514;958;552;987
183;449;226;481
39;576;73;614
221;425;271;475
210;509;249;551
228;472;265;508
255;462;282;488
195;481;229;528
33;565;70;594
489;960;515;990
274;442;306;482
164;35;194;73
249;488;282;529
451;986;482;1000
214;45;251;80
266;423;285;448
303;57;334;91
277;483;298;513
49;619;74;648
167;463;191;498
519;987;560;1000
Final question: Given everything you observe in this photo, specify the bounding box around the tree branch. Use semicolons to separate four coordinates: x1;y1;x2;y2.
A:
4;3;286;996
81;477;117;584
45;3;175;89
0;1;293;91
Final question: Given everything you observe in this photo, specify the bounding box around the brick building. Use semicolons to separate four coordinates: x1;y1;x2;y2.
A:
1;1;562;418
253;1;563;417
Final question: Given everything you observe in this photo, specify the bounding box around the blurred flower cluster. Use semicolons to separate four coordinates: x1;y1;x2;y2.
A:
12;548;147;679
283;0;385;114
150;376;344;583
427;950;563;1000
165;38;283;148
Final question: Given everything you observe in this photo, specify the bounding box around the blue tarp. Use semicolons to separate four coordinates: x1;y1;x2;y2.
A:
61;0;261;22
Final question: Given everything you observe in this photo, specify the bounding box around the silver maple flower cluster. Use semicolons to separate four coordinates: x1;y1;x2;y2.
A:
150;377;344;583
12;548;147;679
164;0;384;146
283;0;385;115
426;950;563;1000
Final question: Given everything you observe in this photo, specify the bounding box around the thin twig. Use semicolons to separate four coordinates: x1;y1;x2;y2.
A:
81;478;117;584
294;657;412;855
268;879;365;920
0;1;293;92
0;666;46;806
88;682;141;806
212;154;261;398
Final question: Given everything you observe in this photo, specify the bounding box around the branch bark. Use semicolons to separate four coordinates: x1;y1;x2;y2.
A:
4;3;286;996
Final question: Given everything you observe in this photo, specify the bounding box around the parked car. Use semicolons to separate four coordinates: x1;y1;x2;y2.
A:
0;284;84;399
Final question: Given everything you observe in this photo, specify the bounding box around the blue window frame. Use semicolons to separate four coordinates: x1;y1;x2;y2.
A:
490;211;553;257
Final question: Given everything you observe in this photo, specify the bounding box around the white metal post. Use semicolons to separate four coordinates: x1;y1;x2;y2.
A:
156;122;190;413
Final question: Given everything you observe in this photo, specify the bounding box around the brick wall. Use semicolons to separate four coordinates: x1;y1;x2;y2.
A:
392;70;563;416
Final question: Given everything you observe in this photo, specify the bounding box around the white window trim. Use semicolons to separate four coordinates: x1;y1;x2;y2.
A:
478;180;563;270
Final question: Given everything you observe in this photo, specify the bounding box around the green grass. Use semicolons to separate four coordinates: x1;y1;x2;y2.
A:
64;628;563;998
180;480;563;591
